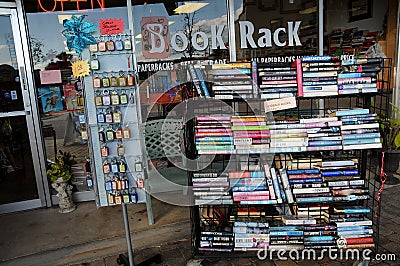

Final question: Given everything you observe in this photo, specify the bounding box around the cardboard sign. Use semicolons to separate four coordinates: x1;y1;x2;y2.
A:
39;70;62;84
99;18;124;35
141;16;170;59
72;60;90;78
264;97;297;112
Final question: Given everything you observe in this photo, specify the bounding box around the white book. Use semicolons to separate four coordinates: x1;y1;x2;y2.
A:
279;169;295;204
300;117;338;124
342;143;382;150
292;187;330;194
335;220;373;227
341;123;380;130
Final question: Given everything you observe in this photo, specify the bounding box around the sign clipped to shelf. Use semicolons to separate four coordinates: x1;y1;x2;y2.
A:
264;96;297;112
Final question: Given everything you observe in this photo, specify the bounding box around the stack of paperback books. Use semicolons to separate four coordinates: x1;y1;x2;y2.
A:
229;170;271;204
296;205;329;220
296;56;340;97
269;225;304;250
300;117;343;151
254;62;298;99
199;230;234;252
233;220;269;250
339;58;382;94
195;116;234;154
231;115;270;153
303;224;338;249
318;159;368;202
335;216;374;249
287;168;332;204
193;172;232;205
269;121;308;153
336;109;382;150
210;63;253;99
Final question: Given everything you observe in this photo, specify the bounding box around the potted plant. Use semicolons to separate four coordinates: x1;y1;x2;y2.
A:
379;103;400;184
47;151;77;213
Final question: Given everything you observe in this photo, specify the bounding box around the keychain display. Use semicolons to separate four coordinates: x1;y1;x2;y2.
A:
90;33;145;206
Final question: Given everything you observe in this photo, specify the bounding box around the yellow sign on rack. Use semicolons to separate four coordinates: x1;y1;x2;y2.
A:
72;60;90;78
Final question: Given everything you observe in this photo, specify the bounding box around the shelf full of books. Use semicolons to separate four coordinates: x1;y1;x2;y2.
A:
187;56;390;101
187;57;390;257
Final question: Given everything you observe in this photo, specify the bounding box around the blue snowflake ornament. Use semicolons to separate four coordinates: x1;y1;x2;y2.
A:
62;15;97;54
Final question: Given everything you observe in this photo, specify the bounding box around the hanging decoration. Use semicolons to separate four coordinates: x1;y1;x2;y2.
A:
72;60;91;78
62;15;97;54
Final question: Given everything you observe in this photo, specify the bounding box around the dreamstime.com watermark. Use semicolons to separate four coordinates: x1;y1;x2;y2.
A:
256;248;397;262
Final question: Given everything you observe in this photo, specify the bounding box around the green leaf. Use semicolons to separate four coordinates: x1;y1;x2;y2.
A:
395;133;400;149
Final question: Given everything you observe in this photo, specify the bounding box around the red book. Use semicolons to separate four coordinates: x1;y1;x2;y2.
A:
345;237;374;245
295;58;303;97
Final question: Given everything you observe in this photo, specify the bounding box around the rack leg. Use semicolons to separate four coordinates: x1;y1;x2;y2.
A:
118;203;135;266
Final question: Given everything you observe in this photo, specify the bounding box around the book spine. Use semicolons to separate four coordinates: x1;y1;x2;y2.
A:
270;167;282;202
295;58;303;97
264;165;276;200
279;169;294;203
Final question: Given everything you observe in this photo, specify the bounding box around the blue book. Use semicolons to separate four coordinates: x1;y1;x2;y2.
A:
269;226;301;231
287;169;320;175
195;137;234;142
305;236;334;242
308;140;342;146
296;197;333;203
194;67;210;98
342;133;380;139
302;56;333;62
334;109;369;116
343;138;381;145
289;178;323;184
321;170;359;177
270;231;304;236
337;226;371;232
232;186;268;192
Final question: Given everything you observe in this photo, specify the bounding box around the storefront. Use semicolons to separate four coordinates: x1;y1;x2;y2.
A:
0;0;398;214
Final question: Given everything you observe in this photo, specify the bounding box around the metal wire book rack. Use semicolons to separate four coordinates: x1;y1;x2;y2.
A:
182;57;392;259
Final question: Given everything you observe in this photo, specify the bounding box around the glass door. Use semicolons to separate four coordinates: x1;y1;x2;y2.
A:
0;3;50;213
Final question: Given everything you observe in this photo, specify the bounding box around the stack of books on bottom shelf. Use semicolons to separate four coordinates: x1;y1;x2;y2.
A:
269;225;304;250
200;230;234;252
233;220;269;250
195;116;234;154
193;172;232;205
337;109;381;150
303;224;337;249
323;206;374;249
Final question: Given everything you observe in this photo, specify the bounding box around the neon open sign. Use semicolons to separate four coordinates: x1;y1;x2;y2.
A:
37;0;105;12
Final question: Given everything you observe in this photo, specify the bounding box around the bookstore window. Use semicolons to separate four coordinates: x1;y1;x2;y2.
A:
132;1;229;118
24;2;129;198
234;0;319;61
325;0;389;57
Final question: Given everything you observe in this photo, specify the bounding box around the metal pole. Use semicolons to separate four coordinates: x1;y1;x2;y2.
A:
393;0;400;115
318;0;324;115
227;0;236;62
122;203;135;266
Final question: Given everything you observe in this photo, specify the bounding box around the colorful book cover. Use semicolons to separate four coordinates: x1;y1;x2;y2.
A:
39;86;64;113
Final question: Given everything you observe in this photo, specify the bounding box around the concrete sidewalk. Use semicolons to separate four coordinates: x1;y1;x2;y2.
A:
0;184;399;266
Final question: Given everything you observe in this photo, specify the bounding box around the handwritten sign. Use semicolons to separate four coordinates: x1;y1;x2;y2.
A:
264;97;297;112
72;60;90;78
99;18;124;35
40;70;62;84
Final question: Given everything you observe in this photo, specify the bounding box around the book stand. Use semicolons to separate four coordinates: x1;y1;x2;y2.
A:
117;203;162;266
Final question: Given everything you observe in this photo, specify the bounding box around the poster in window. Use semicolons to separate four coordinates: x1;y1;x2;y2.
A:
348;0;372;22
39;86;64;113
